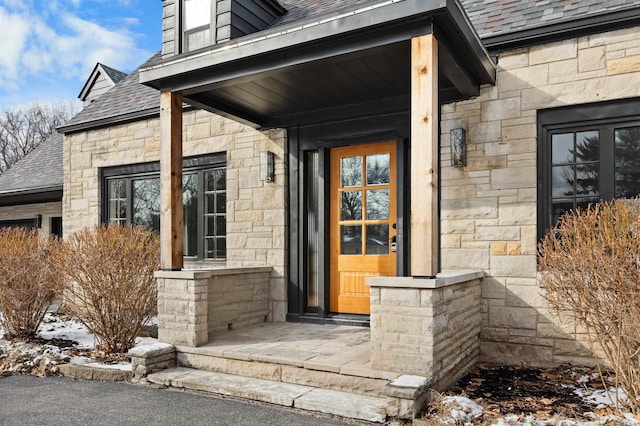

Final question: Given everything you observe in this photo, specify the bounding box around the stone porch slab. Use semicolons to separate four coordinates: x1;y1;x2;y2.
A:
177;322;399;381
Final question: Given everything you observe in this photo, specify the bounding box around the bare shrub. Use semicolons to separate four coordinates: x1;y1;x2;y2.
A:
538;199;640;414
58;224;160;354
0;228;64;339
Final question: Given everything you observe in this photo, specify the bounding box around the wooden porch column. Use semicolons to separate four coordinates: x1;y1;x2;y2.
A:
160;91;183;270
410;34;439;277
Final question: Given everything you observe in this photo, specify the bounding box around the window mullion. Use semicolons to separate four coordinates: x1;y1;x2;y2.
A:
600;125;615;200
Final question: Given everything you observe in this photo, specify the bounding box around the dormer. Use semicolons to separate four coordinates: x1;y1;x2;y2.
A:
162;0;286;57
78;63;126;107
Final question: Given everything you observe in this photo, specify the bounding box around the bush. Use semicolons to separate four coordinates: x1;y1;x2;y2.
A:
58;224;160;354
538;199;640;414
0;227;64;339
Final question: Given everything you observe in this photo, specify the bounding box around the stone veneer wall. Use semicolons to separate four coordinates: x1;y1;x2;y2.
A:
156;267;270;346
368;271;482;391
63;109;288;322
439;25;640;366
0;201;62;236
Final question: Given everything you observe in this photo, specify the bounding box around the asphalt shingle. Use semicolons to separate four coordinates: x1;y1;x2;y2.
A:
0;132;62;194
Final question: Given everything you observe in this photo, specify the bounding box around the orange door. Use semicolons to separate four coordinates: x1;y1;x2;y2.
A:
329;141;397;315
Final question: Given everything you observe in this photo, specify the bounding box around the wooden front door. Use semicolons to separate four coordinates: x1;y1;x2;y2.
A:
329;141;397;315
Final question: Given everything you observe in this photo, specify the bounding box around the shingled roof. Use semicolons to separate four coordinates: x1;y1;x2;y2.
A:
63;0;640;133
61;53;163;132
0;132;62;196
269;0;639;39
461;0;637;39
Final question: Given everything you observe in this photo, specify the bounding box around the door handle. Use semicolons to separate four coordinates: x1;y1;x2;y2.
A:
390;235;397;252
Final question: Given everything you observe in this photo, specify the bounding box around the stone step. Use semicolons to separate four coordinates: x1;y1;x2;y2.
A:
148;367;389;423
176;350;396;398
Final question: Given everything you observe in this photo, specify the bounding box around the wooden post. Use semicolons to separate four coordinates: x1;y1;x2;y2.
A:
410;34;439;277
160;91;183;270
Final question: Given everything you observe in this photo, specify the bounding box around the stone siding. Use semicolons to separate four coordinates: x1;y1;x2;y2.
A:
440;26;640;366
0;201;62;236
368;272;482;391
156;268;270;347
63;109;287;322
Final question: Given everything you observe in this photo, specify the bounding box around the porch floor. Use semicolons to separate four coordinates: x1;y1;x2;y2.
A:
176;321;400;381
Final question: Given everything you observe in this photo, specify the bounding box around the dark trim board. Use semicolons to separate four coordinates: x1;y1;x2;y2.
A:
287;111;411;322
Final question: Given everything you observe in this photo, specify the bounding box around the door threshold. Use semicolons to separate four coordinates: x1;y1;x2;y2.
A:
295;313;370;327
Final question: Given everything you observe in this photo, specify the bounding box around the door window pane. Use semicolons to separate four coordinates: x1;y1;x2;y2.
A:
132;178;160;232
204;168;226;259
366;189;389;220
340;156;362;187
340;191;362;220
366;153;390;185
366;225;389;255
340;225;362;254
615;126;640;198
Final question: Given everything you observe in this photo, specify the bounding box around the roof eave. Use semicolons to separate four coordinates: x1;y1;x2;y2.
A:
140;0;495;89
0;187;62;207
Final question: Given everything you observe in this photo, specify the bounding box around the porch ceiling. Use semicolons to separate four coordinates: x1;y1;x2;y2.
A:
140;0;496;128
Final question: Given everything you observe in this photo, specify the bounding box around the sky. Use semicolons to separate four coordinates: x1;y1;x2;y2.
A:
0;0;161;111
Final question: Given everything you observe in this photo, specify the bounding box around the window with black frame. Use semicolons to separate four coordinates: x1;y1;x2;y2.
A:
104;155;226;260
538;99;640;239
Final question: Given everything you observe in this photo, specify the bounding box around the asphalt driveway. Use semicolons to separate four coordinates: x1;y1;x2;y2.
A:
0;375;357;426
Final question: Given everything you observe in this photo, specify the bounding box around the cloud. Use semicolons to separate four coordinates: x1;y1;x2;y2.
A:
0;1;152;99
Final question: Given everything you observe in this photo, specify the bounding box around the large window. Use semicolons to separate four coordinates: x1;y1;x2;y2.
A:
538;99;640;239
181;0;215;52
103;154;226;260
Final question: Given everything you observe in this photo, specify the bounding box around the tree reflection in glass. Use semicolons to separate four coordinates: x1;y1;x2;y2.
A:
340;156;362;187
341;191;362;220
132;178;160;232
183;173;198;257
366;189;389;220
615;126;640;198
366;154;389;185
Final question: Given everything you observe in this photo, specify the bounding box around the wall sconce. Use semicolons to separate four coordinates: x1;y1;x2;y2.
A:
260;151;275;182
450;128;466;167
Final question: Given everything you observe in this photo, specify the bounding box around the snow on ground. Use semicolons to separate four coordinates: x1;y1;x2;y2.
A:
0;312;158;376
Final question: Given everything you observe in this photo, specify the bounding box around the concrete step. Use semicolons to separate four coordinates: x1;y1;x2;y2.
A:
148;367;389;423
176;350;396;398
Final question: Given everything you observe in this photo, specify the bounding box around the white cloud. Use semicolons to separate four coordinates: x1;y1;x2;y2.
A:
0;2;152;102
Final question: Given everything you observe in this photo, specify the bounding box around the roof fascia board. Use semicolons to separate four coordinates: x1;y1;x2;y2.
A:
483;7;640;51
140;0;453;86
0;188;62;206
58;108;160;134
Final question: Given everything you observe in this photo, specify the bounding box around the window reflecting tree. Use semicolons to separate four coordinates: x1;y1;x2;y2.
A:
615;127;640;198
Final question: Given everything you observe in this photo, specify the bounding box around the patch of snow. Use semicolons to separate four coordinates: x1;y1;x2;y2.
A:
389;374;429;388
574;386;627;409
441;396;483;425
85;362;132;372
1;312;159;376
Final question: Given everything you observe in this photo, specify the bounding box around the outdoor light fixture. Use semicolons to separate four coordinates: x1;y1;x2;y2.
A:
450;128;467;167
260;151;275;182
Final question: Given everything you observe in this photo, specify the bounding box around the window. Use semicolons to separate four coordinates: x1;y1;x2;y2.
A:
103;154;226;260
538;99;640;239
182;0;215;52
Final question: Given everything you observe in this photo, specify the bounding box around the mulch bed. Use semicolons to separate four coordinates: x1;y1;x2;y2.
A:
445;363;622;421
